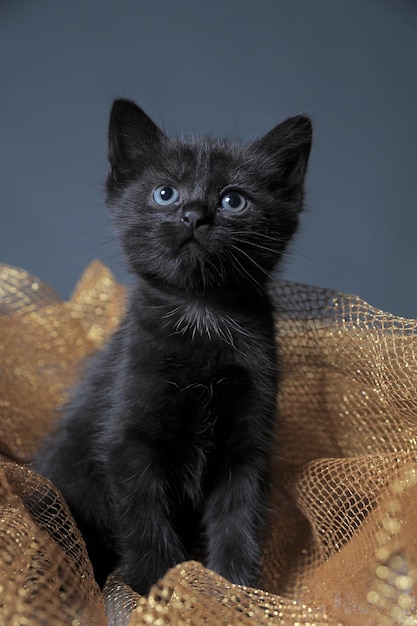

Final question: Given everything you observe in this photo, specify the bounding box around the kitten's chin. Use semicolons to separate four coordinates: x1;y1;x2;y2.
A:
176;236;207;264
164;250;222;293
178;237;200;250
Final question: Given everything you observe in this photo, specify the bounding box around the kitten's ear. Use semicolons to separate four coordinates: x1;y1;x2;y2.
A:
108;99;163;183
253;115;312;191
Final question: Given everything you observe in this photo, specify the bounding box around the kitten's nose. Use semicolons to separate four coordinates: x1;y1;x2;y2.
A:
180;203;210;231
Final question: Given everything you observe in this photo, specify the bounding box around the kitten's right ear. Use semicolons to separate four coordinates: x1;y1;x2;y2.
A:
108;99;163;183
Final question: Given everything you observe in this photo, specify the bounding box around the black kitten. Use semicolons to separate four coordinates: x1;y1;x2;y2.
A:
34;99;311;595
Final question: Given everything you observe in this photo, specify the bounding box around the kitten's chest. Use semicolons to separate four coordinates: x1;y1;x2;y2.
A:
162;363;250;488
128;292;276;432
162;351;240;425
136;296;276;405
160;300;249;348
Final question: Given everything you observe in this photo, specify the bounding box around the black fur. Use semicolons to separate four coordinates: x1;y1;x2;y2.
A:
34;99;312;595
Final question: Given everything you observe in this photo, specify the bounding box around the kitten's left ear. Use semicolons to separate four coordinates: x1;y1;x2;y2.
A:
253;115;312;191
108;99;164;183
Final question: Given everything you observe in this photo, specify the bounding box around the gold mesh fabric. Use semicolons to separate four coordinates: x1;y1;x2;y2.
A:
0;260;416;625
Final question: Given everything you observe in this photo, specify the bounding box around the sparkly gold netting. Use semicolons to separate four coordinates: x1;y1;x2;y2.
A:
1;261;417;625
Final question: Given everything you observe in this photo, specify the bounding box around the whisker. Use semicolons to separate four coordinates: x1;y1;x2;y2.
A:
232;230;320;267
231;237;278;256
225;249;264;296
231;231;284;244
231;234;303;265
230;244;273;282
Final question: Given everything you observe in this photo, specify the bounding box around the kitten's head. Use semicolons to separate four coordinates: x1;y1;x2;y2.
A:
106;99;312;294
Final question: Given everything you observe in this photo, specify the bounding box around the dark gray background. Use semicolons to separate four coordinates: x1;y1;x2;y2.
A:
1;0;416;317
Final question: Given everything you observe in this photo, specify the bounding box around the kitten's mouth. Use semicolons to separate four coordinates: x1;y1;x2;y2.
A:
179;234;201;249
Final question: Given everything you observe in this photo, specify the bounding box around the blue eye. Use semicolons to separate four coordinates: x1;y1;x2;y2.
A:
220;191;248;213
153;185;179;205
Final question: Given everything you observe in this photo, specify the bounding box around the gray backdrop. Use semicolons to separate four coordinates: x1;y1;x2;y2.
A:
1;0;416;317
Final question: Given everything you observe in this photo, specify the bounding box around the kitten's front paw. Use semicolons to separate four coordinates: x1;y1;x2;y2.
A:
123;548;186;596
210;560;259;589
206;535;261;589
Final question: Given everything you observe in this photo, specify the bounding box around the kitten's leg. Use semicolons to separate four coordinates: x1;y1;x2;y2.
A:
203;453;268;588
109;441;186;595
